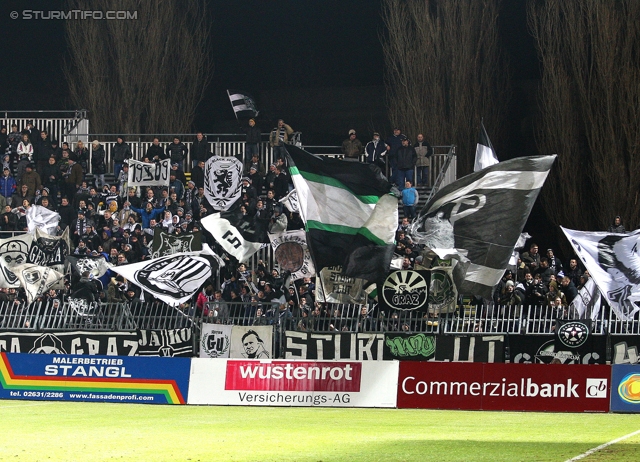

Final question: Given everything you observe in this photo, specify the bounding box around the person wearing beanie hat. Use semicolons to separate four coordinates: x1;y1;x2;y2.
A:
342;129;363;162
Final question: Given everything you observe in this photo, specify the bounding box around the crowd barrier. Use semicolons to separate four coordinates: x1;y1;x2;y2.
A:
1;352;638;413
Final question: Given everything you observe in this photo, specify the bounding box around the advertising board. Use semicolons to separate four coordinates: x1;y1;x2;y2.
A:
610;364;640;413
188;358;398;407
0;352;190;404
398;361;610;412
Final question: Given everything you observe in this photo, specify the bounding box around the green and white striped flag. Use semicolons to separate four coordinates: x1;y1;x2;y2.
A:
285;144;398;281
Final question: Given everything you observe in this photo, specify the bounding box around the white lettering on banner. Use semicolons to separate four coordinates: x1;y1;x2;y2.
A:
44;365;132;378
238;363;354;381
51;357;123;365
226;361;361;392
401;376;596;398
284;333;384;360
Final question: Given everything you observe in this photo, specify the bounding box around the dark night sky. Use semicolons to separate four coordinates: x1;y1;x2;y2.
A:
0;0;537;134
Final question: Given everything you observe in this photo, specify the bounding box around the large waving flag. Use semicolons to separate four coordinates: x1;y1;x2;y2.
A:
562;227;640;321
285;144;398;281
410;155;556;298
473;122;499;172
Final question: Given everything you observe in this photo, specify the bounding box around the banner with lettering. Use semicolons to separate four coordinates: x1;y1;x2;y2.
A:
127;159;171;187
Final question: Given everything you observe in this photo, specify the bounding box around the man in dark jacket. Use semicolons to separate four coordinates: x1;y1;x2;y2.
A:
365;132;387;167
112;136;132;181
191;132;210;168
243;119;261;163
395;137;417;190
386;128;404;187
34;130;52;175
145;138;166;162
166;137;188;172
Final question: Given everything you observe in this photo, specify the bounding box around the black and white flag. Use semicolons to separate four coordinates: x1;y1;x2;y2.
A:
66;255;112;279
226;89;259;118
32;228;72;269
562;227;640;320
268;230;315;281
201;212;265;262
0;234;33;288
111;250;219;306
409;155;555;298
569;277;602;321
473;122;499;172
12;263;64;304
27;205;60;235
151;229;202;259
204;156;243;211
127;159;171;187
279;188;299;213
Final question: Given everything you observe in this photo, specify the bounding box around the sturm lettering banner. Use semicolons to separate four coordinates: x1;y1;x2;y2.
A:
200;323;232;358
284;332;384;360
127;159;171;187
397;361;611;412
610;364;640;413
188;358;398;408
383;333;436;361
0;331;139;356
204;156;243;211
434;335;505;363
0;352;190;404
230;325;273;359
137;329;193;357
509;335;606;365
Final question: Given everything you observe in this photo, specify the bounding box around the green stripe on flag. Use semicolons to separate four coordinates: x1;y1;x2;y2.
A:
306;221;388;246
292;169;380;205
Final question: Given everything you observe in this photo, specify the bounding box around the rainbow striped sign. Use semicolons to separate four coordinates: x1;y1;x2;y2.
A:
0;352;190;404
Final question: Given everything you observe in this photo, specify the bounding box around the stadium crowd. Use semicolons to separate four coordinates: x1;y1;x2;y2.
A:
0;120;613;331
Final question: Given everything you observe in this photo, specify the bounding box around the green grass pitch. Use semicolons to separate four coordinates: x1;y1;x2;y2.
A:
1;400;639;461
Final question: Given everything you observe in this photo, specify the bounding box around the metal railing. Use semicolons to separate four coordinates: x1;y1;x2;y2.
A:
1;110;88;147
608;309;640;335
0;301;195;331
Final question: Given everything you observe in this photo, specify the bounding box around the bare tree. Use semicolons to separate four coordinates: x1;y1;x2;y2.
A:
65;0;213;135
381;0;509;175
529;1;640;232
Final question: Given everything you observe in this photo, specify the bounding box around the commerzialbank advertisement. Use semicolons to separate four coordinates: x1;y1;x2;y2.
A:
0;353;191;404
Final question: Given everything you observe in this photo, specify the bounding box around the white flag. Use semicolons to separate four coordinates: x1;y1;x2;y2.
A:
562;226;640;320
569;277;602;321
111;250;219;306
473;122;499;172
27;205;60;235
203;157;243;211
0;234;34;288
279;188;299;213
12;263;64;304
201;213;265;262
268;229;315;281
